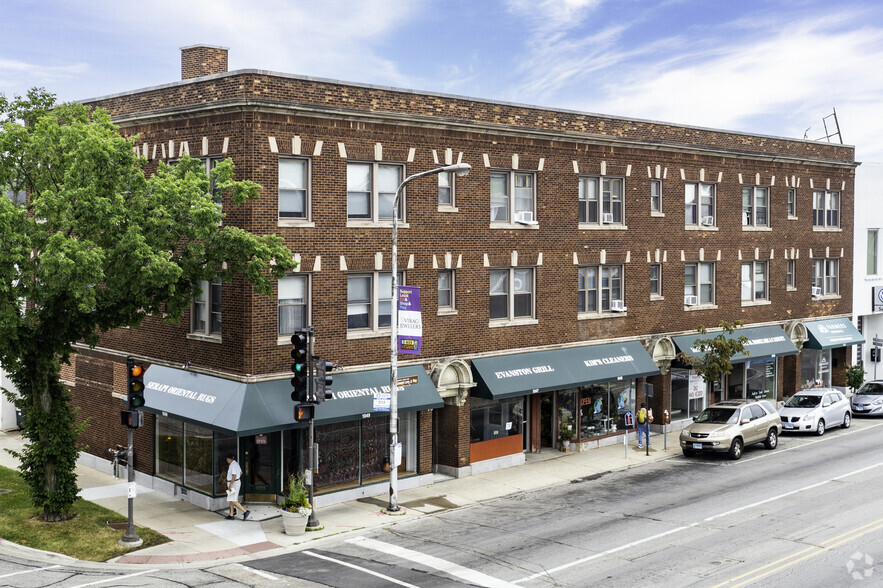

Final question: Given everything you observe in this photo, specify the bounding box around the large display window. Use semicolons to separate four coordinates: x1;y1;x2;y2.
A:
470;397;524;442
670;367;706;420
155;415;237;495
577;380;635;440
801;348;831;388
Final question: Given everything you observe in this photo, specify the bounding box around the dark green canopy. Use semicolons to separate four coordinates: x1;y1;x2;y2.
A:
804;318;864;349
673;325;798;363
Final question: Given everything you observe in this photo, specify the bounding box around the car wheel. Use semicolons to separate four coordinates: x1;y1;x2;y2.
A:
816;419;826;436
764;428;778;449
843;412;851;429
728;438;743;460
682;448;695;457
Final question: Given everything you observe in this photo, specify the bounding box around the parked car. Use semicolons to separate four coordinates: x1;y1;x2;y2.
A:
851;381;883;416
779;388;851;435
680;399;781;460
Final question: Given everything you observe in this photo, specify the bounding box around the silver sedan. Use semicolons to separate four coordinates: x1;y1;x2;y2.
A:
779;388;851;435
851;381;883;416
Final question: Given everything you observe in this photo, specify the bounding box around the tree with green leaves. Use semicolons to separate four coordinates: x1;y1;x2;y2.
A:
0;89;296;520
845;363;866;394
676;321;749;399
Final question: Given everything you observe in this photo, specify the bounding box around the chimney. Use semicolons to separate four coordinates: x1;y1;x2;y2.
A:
180;45;229;80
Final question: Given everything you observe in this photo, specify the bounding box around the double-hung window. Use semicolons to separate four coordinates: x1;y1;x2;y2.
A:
786;259;796;289
438;171;455;207
650;263;662;298
578;265;624;313
489;268;534;321
787;188;797;218
6;189;26;206
812;190;840;228
347;162;403;222
650;180;662;214
279;158;309;220
579;176;624;225
278;275;309;336
869;229;880;275
685;182;716;226
742;186;769;227
491;171;535;223
684;262;715;305
438;270;455;311
200;157;222;210
347;272;402;332
741;261;768;302
191;278;222;336
812;258;839;296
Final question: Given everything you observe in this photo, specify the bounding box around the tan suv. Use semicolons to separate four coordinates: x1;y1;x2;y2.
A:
680;399;781;460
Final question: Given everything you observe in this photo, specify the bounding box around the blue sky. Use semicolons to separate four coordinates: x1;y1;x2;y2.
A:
3;0;883;167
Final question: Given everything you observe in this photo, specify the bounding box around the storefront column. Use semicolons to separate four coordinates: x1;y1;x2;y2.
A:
433;400;470;472
645;370;671;426
418;410;433;475
782;354;800;398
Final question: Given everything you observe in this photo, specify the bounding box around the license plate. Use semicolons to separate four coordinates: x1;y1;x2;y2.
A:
855;406;864;411
692;443;702;449
784;423;793;429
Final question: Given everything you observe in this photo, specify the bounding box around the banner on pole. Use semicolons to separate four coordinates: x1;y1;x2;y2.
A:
397;286;423;355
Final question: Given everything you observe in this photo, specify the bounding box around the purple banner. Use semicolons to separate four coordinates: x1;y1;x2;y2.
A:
397;286;422;355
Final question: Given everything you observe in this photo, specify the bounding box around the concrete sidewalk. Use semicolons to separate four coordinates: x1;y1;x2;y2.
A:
0;429;681;567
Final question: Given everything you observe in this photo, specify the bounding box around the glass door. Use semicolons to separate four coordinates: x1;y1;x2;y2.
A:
241;432;280;495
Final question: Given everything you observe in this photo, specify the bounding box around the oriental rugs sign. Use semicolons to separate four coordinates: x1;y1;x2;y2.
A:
146;381;217;405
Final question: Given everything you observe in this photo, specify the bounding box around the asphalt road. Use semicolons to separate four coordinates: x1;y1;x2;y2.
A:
246;417;883;587
3;418;883;587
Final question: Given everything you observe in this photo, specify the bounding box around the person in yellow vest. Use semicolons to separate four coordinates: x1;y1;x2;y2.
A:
637;403;650;449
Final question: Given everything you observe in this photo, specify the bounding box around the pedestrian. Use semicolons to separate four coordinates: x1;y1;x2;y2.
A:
637;403;650;449
225;454;250;521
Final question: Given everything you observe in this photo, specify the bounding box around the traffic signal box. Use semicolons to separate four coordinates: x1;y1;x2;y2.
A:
294;403;314;422
291;331;310;403
315;358;333;403
122;358;146;429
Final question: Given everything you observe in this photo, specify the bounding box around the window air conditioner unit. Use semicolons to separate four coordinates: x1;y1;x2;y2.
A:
811;286;822;297
684;295;699;306
514;210;538;225
701;216;715;226
602;212;615;224
611;299;627;312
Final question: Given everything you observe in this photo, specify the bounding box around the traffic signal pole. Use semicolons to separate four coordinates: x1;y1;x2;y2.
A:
306;328;320;529
120;357;143;548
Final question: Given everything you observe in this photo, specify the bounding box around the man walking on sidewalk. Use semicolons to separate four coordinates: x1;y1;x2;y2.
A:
637;403;650;449
225;454;250;521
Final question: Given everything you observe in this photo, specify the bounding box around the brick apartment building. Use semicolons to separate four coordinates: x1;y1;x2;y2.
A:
60;45;860;510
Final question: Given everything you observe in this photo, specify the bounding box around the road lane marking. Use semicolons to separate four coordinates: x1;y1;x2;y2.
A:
724;422;883;465
346;536;519;588
237;564;278;581
514;460;883;584
514;524;694;584
712;516;883;587
69;569;158;587
302;549;419;588
0;564;61;578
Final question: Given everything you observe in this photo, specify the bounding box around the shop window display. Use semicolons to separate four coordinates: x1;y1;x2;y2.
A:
801;348;831;388
156;415;183;485
578;381;636;440
471;397;524;443
746;358;776;400
183;422;214;493
670;367;706;420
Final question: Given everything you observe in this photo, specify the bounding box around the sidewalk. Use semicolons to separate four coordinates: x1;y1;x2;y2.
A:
0;428;680;568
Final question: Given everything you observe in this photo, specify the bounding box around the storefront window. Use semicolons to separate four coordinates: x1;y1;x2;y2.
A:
184;423;214;494
558;390;576;440
470;397;524;443
671;368;706;420
156;415;183;485
727;363;745;399
577;381;635;440
213;432;237;495
315;420;361;491
801;348;831;388
746;358;776;400
360;417;389;485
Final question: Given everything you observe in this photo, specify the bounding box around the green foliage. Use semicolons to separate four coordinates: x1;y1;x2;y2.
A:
676;321;749;388
846;363;866;393
558;426;573;442
282;473;310;514
0;89;297;518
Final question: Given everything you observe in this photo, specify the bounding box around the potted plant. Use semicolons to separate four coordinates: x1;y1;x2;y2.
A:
280;473;311;535
559;426;574;450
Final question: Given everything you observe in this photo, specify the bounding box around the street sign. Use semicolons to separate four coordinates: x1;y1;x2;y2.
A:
396;375;419;388
373;392;391;411
874;337;883;347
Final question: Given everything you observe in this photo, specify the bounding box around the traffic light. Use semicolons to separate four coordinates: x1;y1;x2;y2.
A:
127;358;146;410
294;403;314;422
315;358;333;403
291;330;310;403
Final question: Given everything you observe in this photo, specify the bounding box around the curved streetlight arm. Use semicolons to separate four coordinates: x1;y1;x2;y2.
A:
387;162;470;513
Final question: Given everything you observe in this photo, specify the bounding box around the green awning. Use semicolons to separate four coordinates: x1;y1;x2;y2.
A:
672;325;798;363
472;341;659;400
804;318;864;349
143;365;441;435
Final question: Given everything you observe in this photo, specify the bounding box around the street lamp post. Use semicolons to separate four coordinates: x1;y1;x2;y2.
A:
387;162;471;513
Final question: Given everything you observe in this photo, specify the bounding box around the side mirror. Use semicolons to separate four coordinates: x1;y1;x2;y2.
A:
692;416;698;422
741;418;751;425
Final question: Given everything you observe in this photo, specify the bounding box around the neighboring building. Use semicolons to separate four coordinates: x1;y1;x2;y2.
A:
66;46;860;511
853;161;883;379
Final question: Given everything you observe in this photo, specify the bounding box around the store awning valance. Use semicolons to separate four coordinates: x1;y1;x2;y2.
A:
143;365;442;435
803;318;864;349
471;341;659;400
672;325;798;363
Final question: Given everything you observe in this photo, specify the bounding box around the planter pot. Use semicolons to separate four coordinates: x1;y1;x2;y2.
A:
281;509;311;535
561;440;571;451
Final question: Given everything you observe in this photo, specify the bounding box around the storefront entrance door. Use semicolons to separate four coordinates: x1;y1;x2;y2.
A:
539;393;555;448
241;432;280;497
